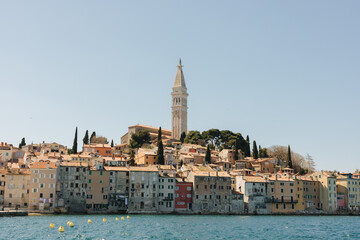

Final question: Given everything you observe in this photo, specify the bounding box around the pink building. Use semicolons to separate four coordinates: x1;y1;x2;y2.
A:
337;194;345;211
175;181;192;211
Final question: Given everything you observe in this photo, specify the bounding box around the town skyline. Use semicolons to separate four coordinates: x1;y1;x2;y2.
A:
1;1;359;172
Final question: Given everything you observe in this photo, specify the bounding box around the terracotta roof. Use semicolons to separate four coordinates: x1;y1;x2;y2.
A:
60;162;89;167
242;176;267;183
128;124;171;133
31;161;57;169
193;171;230;177
104;166;129;171
129;166;159;172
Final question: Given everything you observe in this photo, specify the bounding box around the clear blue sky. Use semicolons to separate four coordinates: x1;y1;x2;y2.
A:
0;1;359;171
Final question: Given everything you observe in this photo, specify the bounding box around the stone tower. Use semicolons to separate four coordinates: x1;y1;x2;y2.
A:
171;58;188;140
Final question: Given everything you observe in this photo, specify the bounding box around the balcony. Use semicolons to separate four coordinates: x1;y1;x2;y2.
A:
266;197;298;203
162;197;174;201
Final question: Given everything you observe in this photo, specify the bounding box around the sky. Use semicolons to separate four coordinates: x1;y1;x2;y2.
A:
0;1;359;171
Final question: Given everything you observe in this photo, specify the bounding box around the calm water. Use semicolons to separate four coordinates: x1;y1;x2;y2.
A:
1;215;360;239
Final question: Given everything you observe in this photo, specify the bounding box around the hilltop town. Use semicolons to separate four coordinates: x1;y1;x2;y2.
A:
0;60;358;215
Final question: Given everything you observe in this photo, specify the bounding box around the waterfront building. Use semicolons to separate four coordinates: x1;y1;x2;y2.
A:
187;171;232;214
171;59;188;140
4;169;30;209
128;166;159;213
158;172;176;213
174;179;193;212
268;175;297;213
86;167;110;213
295;176;319;211
312;171;337;213
336;173;360;212
0;169;6;205
54;162;88;213
105;166;129;213
230;191;245;214
29;161;57;210
235;175;270;214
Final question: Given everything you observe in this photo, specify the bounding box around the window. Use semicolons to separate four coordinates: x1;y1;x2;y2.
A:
175;186;179;190
187;194;191;198
89;179;92;183
40;193;43;198
89;171;92;175
40;183;44;188
103;195;108;199
32;188;37;193
187;187;192;191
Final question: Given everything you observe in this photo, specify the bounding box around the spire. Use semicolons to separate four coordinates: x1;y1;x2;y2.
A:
173;58;186;89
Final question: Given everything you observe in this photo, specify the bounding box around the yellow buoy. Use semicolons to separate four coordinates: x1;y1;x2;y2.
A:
59;225;65;232
127;216;130;219
115;217;119;221
69;222;74;227
121;216;124;220
88;219;92;223
67;221;71;225
50;222;55;228
103;217;107;223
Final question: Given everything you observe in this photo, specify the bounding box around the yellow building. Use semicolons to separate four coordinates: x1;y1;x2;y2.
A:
336;174;360;211
269;175;297;213
86;168;110;213
135;150;158;166
312;171;337;213
4;169;31;209
295;176;319;211
29;161;57;210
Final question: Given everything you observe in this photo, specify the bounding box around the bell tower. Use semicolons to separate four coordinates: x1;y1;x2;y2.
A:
171;58;188;140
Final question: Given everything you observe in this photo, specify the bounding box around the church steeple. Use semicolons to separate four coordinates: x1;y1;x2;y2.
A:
171;58;188;140
173;58;187;89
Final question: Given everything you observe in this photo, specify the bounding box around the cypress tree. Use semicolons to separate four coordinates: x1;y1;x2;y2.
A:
205;145;211;163
111;139;114;147
180;132;186;143
72;127;78;154
19;137;26;148
234;138;239;160
90;131;96;143
83;130;89;145
157;127;164;165
246;135;251;157
287;145;293;168
252;140;258;159
259;145;262;158
128;149;136;166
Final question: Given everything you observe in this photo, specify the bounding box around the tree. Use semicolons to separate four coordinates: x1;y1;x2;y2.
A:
234;138;239;160
205;145;211;164
183;131;202;144
83;130;89;145
245;135;251;157
128;149;136;166
129;130;151;149
72;127;78;154
91;136;109;144
180;132;186;143
179;160;184;167
252;140;258;159
90;131;96;143
18;138;26;148
202;129;221;148
111;139;114;147
157;127;165;165
287;145;293;168
304;154;316;173
259;146;269;158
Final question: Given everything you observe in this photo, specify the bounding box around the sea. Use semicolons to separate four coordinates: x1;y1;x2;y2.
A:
1;215;359;239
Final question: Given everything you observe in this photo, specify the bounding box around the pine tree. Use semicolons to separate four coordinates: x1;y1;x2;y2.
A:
111;139;114;147
205;145;211;164
157;127;164;165
90;131;96;143
72;127;78;154
287;145;293;168
246;135;251;157
83;130;89;145
19;137;26;148
180;132;186;143
252;140;258;159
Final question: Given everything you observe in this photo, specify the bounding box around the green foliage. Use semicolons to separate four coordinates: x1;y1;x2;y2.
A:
234;138;239;160
205;145;211;164
111;139;114;147
252;140;258;159
245;135;251;157
179;160;184;166
91;136;109;144
72;127;78;154
129;130;151;149
90;131;96;143
259;146;269;158
83;130;89;145
19;137;26;148
128;149;136;166
157;127;165;165
202;129;221;148
184;131;202;144
287;145;293;168
180;132;186;143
